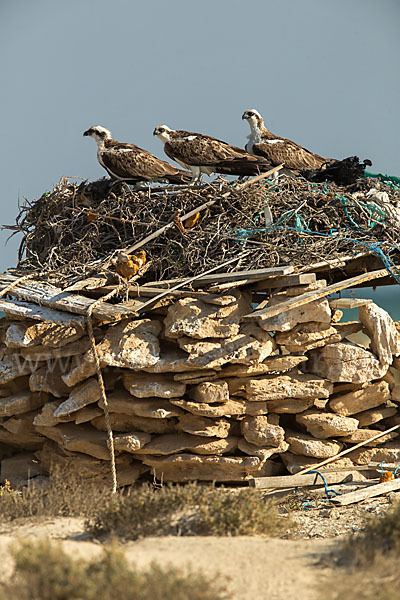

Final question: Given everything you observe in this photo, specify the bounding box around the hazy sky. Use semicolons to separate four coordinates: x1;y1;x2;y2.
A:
1;0;399;305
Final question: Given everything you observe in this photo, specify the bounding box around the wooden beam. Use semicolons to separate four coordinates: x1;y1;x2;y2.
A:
0;275;134;322
242;268;391;321
249;470;368;490
249;273;317;291
0;297;86;328
331;478;400;506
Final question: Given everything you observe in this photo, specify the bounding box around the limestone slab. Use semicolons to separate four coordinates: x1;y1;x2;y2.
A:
99;391;184;419
307;342;388;383
241;415;285;447
349;442;400;465
329;381;391;416
29;362;71;398
188;381;229;404
266;397;315;414
285;431;343;458
35;423;109;460
6;321;83;348
113;432;152;453
238;438;289;459
95;319;161;369
0;392;47;417
216;355;308;378
123;372;186;398
170;397;268;417
176;414;234;438
341;429;398;446
296;410;359;439
354;405;398;427
359;302;400;365
259;297;331;333
54;378;102;418
282;452;356;474
228;372;332;402
91;413;176;434
132;433;238;456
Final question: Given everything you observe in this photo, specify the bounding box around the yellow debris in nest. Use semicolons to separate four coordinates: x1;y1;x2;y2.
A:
87;210;99;222
114;250;146;280
184;212;201;228
379;471;394;484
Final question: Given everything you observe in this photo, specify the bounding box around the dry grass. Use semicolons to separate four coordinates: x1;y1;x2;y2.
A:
0;539;228;600
5;175;400;284
324;500;400;600
86;483;285;540
0;467;112;521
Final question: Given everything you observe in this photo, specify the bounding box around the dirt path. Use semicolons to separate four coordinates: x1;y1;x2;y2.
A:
0;517;337;600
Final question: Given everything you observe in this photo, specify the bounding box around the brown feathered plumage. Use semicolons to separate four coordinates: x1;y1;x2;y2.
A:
153;125;271;183
242;109;330;171
83;126;191;184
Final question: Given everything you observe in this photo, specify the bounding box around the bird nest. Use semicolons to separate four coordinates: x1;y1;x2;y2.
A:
5;174;400;285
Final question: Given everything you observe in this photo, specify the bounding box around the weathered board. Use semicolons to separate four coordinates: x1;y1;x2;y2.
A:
331;478;400;506
243;268;391;321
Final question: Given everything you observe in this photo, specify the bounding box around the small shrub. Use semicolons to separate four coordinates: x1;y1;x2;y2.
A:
87;483;284;539
0;466;111;522
0;539;227;600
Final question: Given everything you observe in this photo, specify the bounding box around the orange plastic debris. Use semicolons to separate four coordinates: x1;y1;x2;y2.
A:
379;471;394;483
184;212;201;228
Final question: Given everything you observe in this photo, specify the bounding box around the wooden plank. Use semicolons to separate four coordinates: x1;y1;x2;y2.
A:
249;273;317;291
0;275;134;321
329;298;373;309
142;265;294;289
249;470;369;490
0;297;86;328
242;268;391;321
331;478;400;506
297;252;370;273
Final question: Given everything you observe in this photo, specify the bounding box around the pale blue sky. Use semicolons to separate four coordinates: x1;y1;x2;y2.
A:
0;0;399;311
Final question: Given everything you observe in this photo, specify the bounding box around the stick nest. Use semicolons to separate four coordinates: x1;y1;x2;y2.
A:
5;175;400;285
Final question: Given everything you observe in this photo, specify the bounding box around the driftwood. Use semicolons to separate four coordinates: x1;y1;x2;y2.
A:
331;478;400;506
243;267;391;321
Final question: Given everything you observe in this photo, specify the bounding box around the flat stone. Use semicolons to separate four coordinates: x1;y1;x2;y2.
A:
113;432;152;453
276;321;362;353
228;372;333;402
74;406;103;424
281;453;356;474
216;355;308;378
35;423;109;460
123;372;186;398
34;401;68;427
359;303;400;366
133;433;239;455
296;410;359;439
285;431;343;458
238;437;289;459
99;390;184;419
354;405;398;427
0;352;42;385
176;414;234;438
174;369;218;383
5;321;83;348
188;381;229;404
241;415;285;447
202;294;238;306
329;381;391;416
170;397;268;417
341;429;398;446
177;326;276;366
29;362;71;398
54;378;102;418
164;293;250;339
61;354;97;387
91;413;176;434
349;442;400;465
95;319;161;369
0;392;47;417
139;453;280;482
20;339;90;361
266;397;315;413
3;411;38;436
259;297;331;333
307;342;388;383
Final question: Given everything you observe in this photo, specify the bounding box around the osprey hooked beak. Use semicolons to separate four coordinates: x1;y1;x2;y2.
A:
83;129;90;136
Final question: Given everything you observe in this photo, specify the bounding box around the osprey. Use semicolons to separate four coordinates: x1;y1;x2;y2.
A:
242;109;329;171
153;125;271;183
83;126;191;184
242;109;372;185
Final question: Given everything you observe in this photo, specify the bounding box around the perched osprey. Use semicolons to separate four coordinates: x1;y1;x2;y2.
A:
242;109;329;171
153;125;271;183
83;126;191;184
242;109;372;185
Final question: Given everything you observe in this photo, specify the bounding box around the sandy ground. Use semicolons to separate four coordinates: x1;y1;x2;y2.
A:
0;517;337;600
